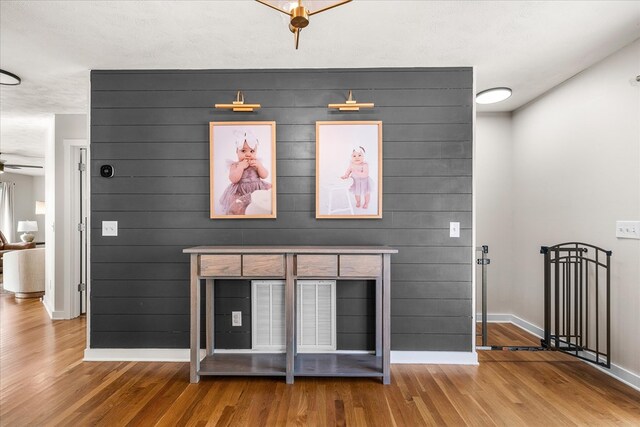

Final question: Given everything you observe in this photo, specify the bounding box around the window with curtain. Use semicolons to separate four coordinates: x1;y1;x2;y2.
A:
0;182;16;242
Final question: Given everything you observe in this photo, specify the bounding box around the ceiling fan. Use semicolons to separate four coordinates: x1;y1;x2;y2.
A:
256;0;352;49
0;153;44;173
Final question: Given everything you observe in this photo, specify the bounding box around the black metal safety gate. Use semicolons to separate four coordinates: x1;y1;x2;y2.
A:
478;242;612;369
541;243;611;368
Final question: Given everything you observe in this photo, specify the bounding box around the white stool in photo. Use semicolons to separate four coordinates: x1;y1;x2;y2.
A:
323;180;354;215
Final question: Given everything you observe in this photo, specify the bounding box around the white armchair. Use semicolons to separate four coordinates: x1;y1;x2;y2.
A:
3;248;45;298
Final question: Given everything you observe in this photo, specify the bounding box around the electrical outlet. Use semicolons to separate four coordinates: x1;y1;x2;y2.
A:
616;221;640;239
449;222;460;238
232;311;242;327
102;221;118;236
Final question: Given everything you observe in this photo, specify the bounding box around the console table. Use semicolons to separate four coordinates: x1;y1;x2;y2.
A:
183;246;397;384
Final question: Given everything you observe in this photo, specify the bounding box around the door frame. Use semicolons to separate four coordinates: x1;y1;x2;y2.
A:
63;139;88;319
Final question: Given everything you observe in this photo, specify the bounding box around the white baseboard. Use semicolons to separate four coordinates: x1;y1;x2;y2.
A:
84;348;194;362
476;312;544;338
476;313;640;392
42;300;66;320
84;348;477;365
391;351;478;365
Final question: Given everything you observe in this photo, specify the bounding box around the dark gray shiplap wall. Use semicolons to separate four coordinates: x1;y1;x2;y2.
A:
211;280;374;351
90;68;473;351
214;280;251;349
336;280;375;350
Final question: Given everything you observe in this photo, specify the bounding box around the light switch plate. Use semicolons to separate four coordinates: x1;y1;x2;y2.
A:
102;221;118;236
449;222;460;238
232;311;242;327
616;221;640;239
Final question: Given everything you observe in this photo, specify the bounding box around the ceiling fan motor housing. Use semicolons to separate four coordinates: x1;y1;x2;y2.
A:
290;6;309;28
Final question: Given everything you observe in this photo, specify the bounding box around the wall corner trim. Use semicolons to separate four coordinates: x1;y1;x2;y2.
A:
391;351;478;365
42;300;66;320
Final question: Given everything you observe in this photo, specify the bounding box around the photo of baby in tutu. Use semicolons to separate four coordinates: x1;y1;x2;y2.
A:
210;122;276;219
341;146;374;209
316;121;382;219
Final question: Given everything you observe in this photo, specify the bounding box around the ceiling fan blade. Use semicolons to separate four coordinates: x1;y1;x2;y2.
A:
5;164;44;169
308;0;352;16
255;0;292;15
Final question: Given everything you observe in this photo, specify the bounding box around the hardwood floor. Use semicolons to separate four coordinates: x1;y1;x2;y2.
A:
1;294;639;426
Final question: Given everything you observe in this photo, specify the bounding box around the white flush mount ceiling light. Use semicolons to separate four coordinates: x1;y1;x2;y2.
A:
256;0;352;49
476;87;512;104
0;69;21;85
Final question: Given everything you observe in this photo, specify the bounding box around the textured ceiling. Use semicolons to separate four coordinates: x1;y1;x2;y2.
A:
1;1;639;174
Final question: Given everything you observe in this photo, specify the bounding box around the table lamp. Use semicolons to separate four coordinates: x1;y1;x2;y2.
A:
17;221;38;243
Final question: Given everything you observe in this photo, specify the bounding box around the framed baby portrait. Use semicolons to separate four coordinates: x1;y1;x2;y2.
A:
316;121;383;219
210;121;277;219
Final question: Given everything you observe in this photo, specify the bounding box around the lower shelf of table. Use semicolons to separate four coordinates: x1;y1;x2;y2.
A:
197;353;382;378
199;353;286;377
295;353;383;377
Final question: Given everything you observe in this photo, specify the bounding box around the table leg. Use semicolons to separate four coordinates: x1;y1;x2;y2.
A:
383;254;391;385
285;253;295;384
375;276;382;357
190;254;201;383
206;279;214;356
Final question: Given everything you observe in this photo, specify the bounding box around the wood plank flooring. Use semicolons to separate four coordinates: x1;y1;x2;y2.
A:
1;294;639;426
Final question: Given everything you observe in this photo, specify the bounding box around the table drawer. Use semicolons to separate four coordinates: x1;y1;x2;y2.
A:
296;255;338;277
339;255;382;277
243;254;285;277
200;255;241;277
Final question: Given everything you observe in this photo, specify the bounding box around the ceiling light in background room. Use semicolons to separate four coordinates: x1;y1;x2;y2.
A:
256;0;352;49
0;69;21;85
476;87;512;104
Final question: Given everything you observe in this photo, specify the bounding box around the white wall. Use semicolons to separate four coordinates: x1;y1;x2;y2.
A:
0;172;38;242
44;114;87;319
477;39;640;379
475;113;513;315
511;39;640;378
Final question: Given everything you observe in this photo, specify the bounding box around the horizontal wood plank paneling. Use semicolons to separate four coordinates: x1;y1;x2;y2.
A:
91;68;473;351
214;281;251;349
336;281;375;351
91;106;471;126
90;229;472;247
90;211;472;230
91;123;471;143
392;334;471;351
91;69;472;91
90;176;471;195
90;280;189;297
90;140;472;160
92;88;472;109
89;159;471;177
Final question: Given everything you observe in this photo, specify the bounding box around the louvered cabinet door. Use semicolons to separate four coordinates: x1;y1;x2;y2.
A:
251;281;285;351
296;280;336;352
271;283;285;347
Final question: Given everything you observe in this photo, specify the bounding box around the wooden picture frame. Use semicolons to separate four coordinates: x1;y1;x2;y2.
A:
316;121;383;219
210;121;277;219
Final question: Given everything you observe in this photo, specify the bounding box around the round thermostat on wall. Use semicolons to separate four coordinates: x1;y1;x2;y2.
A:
100;164;114;178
